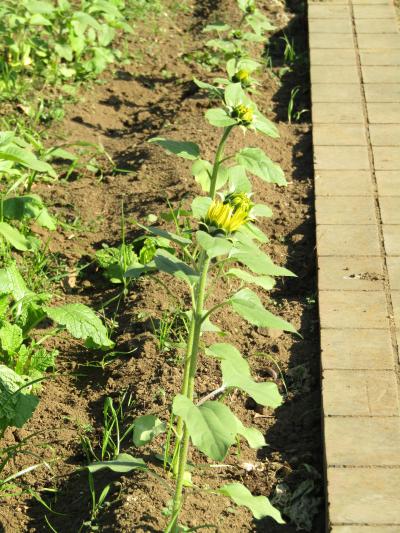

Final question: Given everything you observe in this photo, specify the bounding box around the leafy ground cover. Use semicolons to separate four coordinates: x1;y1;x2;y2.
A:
0;0;322;531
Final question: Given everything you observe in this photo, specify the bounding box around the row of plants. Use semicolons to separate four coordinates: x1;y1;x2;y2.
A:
0;0;318;530
0;0;163;501
78;1;301;530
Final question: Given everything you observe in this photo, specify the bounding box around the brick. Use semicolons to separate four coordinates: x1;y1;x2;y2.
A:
315;170;373;196
310;49;356;66
353;0;394;3
360;50;400;66
368;103;400;123
387;256;400;290
356;19;398;33
383;225;400;255
313;124;367;146
364;83;400;102
316;196;375;225
353;5;396;18
380;197;400;223
309;33;355;49
311;66;359;84
318;255;383;290
330;525;399;533
309;19;352;33
323;369;398;415
314;146;369;170
308;4;350;18
358;33;400;49
370;124;400;145
312;83;361;102
313;103;364;123
325;417;400;466
353;0;396;3
376;170;400;195
373;147;400;170
321;328;394;370
391;290;400;328
362;66;400;83
317;225;380;255
327;467;400;524
319;290;388;329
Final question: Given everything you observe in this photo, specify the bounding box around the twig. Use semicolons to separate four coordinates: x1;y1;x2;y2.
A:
196;385;226;406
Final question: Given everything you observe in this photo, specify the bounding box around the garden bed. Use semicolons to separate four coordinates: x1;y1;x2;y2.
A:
0;1;323;531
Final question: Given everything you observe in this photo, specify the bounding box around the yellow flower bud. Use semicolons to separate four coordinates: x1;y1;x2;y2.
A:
204;199;250;234
231;103;253;126
232;69;251;88
224;192;254;216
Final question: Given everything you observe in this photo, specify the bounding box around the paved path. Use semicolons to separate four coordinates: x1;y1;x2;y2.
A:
308;0;400;531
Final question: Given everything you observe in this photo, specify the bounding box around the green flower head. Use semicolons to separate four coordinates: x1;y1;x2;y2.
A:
232;69;251;88
224;192;254;217
245;1;256;14
231;103;254;126
232;29;243;40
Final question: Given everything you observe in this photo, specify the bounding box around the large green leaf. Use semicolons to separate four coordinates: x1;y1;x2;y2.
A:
206;343;282;408
252;204;273;218
0;222;32;251
87;453;147;474
229;288;296;332
173;395;264;461
0;145;56;176
138;225;191;247
44;303;114;349
236;147;286;185
0;263;30;301
194;78;224;100
148;137;200;160
253;111;280;138
191;196;212;219
227;268;275;291
218;483;284;522
0;323;23;355
226;165;252;193
132;415;166;447
224;82;247;108
230;242;295;277
235;222;269;244
154;249;198;285
0;365;39;433
192;159;212;192
205;108;237;128
196;231;232;259
3;195;56;230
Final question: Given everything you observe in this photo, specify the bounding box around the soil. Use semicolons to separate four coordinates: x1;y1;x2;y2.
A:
0;1;323;532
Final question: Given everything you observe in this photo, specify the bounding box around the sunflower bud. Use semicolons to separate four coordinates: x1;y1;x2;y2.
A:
232;29;243;40
245;1;256;14
231;103;253;126
224;192;254;217
204;200;248;234
232;69;251;88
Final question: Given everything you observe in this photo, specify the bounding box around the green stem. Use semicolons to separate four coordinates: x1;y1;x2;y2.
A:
168;122;234;531
209;125;234;199
168;253;211;532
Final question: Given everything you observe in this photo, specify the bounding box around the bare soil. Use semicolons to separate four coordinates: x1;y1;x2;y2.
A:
0;1;323;531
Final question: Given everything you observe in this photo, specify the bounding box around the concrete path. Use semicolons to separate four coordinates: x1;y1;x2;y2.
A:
308;0;400;531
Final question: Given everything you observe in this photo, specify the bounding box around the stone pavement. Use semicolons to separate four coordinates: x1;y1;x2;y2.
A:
308;0;400;531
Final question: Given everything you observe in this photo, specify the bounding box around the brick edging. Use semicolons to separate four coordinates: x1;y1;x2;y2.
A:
308;0;400;530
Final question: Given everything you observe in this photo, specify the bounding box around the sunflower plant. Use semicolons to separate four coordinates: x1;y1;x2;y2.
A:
86;78;296;530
